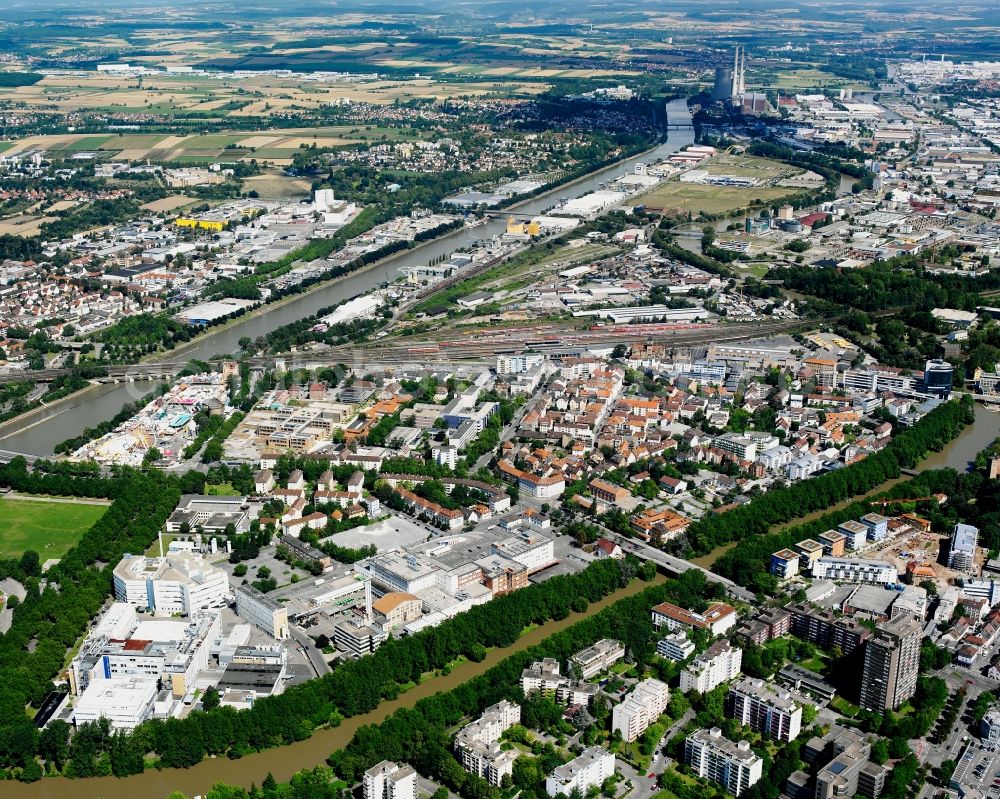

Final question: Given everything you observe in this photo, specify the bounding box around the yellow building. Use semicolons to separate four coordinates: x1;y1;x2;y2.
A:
506;217;526;235
175;218;225;232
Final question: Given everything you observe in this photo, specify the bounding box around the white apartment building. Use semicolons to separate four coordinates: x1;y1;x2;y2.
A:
612;678;670;742
546;746;615;797
113;552;231;615
497;353;544;376
680;640;743;694
657;632;696;662
363;761;417;799
570;639;626;679
235;584;289;640
685;728;762;797
521;658;564;695
811;557;896;585
950;523;979;572
455;700;522;786
727;678;803;742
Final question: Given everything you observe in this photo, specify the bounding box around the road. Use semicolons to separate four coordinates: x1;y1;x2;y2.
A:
288;623;332;678
472;401;532;473
611;533;755;603
617;708;696;799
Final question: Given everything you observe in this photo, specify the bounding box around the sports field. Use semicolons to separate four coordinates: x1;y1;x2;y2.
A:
0;497;107;559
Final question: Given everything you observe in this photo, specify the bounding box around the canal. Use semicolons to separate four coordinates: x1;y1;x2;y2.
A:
0;101;696;457
9;574;665;799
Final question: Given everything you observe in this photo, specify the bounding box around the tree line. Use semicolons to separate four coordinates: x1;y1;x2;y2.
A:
0;470;182;777
680;396;973;559
14;557;657;780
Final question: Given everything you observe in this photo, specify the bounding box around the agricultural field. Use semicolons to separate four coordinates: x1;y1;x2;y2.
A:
0;497;107;560
0;122;429;166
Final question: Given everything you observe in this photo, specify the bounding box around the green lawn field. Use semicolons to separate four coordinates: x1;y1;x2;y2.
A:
0;498;107;559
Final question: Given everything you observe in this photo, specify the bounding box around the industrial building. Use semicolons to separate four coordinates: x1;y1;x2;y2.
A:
166;494;253;534
113;552;231;615
235;584;289;640
73;677;159;731
70;603;220;702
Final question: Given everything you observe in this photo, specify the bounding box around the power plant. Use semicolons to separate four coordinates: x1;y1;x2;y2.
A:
711;67;733;101
712;46;747;102
731;45;747;98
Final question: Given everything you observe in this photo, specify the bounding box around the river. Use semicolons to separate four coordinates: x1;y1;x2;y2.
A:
0;101;695;457
9;573;665;799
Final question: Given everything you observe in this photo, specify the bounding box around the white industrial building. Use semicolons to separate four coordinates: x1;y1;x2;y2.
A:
365;552;441;594
74;677;159;731
491;531;555;573
546;747;615;797
113;552;231;615
70;603;220;701
235;584;289;640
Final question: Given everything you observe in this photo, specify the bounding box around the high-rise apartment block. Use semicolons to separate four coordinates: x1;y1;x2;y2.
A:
726;678;802;742
859;616;922;712
611;679;669;742
455;700;521;785
685;728;762;797
363;761;417;799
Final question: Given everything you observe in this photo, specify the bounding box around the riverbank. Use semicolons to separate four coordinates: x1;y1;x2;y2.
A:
9;573;665;799
0;135;674;456
690;400;1000;570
